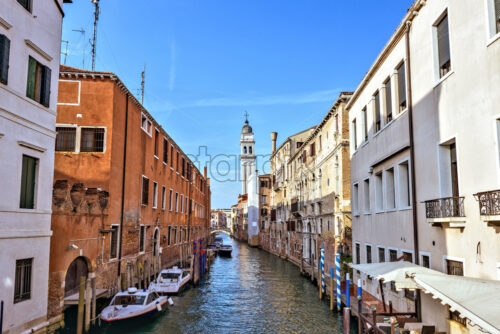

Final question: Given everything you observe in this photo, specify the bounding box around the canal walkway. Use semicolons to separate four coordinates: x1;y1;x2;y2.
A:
60;234;349;333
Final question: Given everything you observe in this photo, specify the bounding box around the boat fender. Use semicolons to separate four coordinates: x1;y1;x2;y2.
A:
168;297;174;306
156;302;162;312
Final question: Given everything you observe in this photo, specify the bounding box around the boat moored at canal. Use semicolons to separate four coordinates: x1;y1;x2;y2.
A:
100;288;168;324
149;267;191;295
218;245;233;257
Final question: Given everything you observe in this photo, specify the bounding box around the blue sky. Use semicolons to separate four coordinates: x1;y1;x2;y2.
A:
61;0;413;209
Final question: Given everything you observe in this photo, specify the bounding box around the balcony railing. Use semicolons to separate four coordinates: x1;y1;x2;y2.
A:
424;196;465;219
474;189;500;216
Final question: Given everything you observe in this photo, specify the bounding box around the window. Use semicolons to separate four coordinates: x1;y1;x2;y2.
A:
422;255;430;268
0;34;10;85
141;176;149;205
55;127;76;152
446;259;464;276
378;247;385;262
261;195;267;204
374;91;381;132
26;57;51;107
182;157;186;177
435;13;451;78
167;226;171;245
352;119;357;150
163;138;168;164
152;182;158;209
185;197;188;215
141;114;152;135
180;194;184;213
139;225;145;253
375;172;383;211
20;155;37;209
173;227;177;244
176;151;179;171
17;0;32;12
175;192;179;212
110;226;118;259
169;189;173;211
403;252;413;263
363;179;370;213
386;168;395;210
310;143;315;156
80;128;105;152
398;161;410;208
384;77;392;122
249;146;253;154
355;243;360;264
170;145;174;167
352;183;359;215
387;250;397;263
362;107;368;142
154;129;159;157
366;245;372;264
335;114;339;133
488;0;500;36
14;258;32;303
397;62;406;111
161;186;166;210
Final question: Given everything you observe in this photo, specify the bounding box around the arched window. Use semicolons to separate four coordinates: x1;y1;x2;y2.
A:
249;146;253;154
243;146;247;154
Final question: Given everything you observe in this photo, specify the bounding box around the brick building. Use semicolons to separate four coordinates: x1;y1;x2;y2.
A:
47;65;211;327
258;174;271;250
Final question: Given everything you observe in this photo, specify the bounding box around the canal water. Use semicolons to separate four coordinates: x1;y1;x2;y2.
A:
61;234;346;334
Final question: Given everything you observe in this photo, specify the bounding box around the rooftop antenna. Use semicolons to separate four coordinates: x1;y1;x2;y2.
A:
61;40;69;65
90;0;100;71
141;63;146;105
244;110;249;123
72;28;86;68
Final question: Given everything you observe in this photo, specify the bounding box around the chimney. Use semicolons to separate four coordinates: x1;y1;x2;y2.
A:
271;132;278;154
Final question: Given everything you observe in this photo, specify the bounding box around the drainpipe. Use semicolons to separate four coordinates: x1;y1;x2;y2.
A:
405;20;422;321
118;93;129;277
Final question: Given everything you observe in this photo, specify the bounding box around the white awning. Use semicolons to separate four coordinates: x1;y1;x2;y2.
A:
349;262;500;334
349;261;439;290
414;273;500;334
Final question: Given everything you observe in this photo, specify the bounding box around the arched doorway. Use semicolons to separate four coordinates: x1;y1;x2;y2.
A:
65;257;89;297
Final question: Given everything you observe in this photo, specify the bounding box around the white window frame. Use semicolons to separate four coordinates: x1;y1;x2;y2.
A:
374;171;384;213
57;80;81;106
376;245;386;263
141;175;149;206
432;9;454;84
442;255;465;276
161;186;166;210
400;249;415;263
363;177;371;214
175;192;179;212
387;247;399;262
485;0;500;43
420;251;432;269
352;182;360;216
180;194;184;213
109;224;120;260
140;113;152;136
385;166;396;211
354;242;361;264
152;181;158;209
397;159;412;210
169;189;173;211
365;243;373;264
79;126;107;153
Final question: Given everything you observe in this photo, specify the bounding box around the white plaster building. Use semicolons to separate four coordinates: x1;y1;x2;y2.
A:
349;0;500;333
0;1;69;333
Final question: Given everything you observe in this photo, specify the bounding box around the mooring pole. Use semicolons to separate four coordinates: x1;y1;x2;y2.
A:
91;276;97;326
85;279;91;332
344;306;351;334
330;267;334;311
346;273;350;307
0;300;4;334
336;252;341;311
76;276;85;334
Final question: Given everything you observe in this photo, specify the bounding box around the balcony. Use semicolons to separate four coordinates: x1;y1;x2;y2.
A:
424;196;466;228
474;189;500;226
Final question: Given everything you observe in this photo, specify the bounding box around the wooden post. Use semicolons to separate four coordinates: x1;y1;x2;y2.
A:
343;307;351;334
357;299;362;334
85;279;91;332
76;276;85;334
330;268;334;311
379;280;387;312
372;309;377;330
91;277;96;326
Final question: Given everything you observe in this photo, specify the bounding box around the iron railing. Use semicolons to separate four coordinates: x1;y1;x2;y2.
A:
424;196;465;218
474;189;500;216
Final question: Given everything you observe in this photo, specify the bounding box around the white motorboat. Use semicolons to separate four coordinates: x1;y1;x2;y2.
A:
100;288;170;324
149;266;191;295
219;244;232;257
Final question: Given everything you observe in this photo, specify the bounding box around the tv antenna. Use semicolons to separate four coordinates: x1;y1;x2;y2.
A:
61;40;69;65
140;63;146;105
90;0;100;71
72;28;86;68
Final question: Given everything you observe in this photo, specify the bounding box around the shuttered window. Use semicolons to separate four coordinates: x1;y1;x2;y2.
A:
366;245;372;264
110;226;118;259
495;0;500;34
26;56;51;107
55;127;76;152
362;107;368;141
20;155;37;209
0;34;10;85
374;91;381;132
17;0;32;12
385;78;392;122
436;14;451;78
14;258;32;303
397;62;407;111
141;176;149;205
139;226;145;252
154;129;159;157
163;138;168;164
352;119;357;150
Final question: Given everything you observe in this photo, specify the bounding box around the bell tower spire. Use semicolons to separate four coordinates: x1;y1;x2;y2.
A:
240;111;255;195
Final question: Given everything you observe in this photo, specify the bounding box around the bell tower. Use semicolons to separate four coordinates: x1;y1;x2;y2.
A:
240;111;256;194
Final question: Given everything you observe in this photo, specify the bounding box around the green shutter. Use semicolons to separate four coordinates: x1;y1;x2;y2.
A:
0;35;10;85
20;155;37;209
26;57;36;100
41;66;51;107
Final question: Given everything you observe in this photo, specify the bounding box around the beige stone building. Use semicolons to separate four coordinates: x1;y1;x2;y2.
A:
349;0;500;333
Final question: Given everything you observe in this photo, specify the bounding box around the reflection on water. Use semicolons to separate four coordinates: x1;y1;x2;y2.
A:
61;234;345;334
